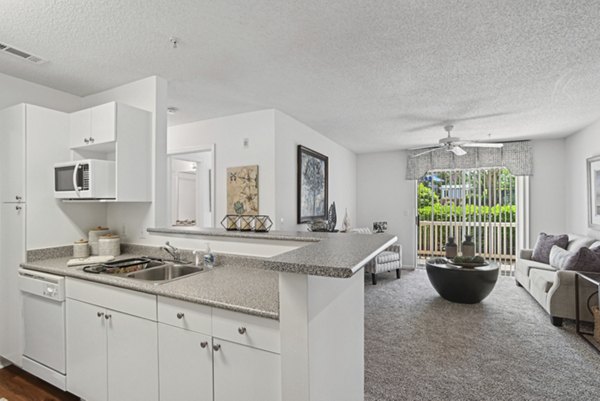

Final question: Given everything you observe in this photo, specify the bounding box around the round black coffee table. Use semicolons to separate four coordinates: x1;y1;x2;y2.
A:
425;259;499;304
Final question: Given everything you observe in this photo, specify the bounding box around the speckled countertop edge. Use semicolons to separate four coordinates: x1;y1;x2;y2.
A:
148;227;326;242
148;228;398;277
21;253;279;320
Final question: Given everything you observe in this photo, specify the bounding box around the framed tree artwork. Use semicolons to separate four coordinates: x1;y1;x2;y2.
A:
297;145;328;223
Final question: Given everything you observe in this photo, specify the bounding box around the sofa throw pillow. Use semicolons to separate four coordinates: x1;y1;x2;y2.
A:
566;236;597;253
532;233;568;264
570;247;600;272
549;246;600;272
549;246;578;270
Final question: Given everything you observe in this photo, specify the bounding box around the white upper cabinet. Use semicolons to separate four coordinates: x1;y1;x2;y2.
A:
91;102;117;146
70;102;117;149
68;101;152;202
69;108;91;149
0;104;26;203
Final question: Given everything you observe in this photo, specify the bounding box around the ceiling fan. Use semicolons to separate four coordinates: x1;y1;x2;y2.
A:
410;125;504;158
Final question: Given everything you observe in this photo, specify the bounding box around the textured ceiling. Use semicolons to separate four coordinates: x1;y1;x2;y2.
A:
1;0;600;153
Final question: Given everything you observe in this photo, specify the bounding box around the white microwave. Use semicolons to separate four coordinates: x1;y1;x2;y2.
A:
54;160;116;199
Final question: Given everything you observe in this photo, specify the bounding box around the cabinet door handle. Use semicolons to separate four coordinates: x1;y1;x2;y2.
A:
15;206;22;211
104;314;112;320
238;327;247;335
15;195;22;201
89;137;95;143
176;312;185;319
213;344;221;352
84;138;90;144
97;312;104;318
200;341;208;349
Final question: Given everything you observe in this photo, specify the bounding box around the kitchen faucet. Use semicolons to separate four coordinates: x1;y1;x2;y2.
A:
162;241;183;262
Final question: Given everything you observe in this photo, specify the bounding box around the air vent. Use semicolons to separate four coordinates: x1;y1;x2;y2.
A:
0;41;47;64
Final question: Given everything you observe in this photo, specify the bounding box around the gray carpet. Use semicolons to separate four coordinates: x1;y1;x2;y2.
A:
364;269;600;401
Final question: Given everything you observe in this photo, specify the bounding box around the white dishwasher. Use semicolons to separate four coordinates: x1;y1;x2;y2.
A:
18;268;67;390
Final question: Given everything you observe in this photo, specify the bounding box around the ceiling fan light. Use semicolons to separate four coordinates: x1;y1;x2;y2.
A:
451;146;467;156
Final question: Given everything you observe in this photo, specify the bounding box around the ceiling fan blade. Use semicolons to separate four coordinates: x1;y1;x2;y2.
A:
462;142;504;148
449;146;467;156
409;144;443;150
411;147;443;158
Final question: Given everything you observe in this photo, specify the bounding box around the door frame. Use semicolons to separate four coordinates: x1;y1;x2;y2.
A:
167;144;216;228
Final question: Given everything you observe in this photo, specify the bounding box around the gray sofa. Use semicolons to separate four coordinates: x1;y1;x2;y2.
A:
515;234;600;326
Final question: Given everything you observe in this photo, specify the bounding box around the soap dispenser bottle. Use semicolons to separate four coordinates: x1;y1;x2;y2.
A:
203;242;216;269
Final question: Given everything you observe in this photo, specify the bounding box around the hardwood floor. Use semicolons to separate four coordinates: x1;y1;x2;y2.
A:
0;365;78;401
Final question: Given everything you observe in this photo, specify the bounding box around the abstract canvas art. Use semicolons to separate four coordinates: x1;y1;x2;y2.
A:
227;165;259;215
588;156;600;229
297;145;328;223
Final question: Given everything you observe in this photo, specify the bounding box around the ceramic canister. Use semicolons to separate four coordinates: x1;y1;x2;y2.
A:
98;234;121;256
73;239;90;259
89;226;111;255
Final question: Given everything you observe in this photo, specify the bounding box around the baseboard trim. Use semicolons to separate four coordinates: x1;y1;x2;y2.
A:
0;357;11;369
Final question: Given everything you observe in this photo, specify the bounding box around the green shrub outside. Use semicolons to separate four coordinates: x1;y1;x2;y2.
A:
417;183;516;222
418;203;516;222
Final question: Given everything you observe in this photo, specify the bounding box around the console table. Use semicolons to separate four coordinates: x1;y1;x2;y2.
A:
575;272;600;354
426;259;499;304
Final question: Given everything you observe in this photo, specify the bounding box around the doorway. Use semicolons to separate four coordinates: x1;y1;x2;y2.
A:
416;167;523;275
167;146;215;228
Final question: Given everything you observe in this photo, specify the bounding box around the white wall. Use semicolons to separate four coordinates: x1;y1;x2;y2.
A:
168;110;277;226
356;151;416;267
274;110;357;232
529;139;567;240
0;72;81;112
565;119;600;237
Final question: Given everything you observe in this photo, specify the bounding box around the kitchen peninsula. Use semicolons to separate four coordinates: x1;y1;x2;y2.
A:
22;229;397;401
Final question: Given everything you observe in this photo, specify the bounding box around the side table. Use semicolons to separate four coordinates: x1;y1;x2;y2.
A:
575;272;600;354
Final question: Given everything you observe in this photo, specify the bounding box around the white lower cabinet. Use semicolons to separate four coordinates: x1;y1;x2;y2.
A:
158;323;213;401
66;280;159;401
66;283;280;401
107;310;159;401
213;339;281;401
157;296;282;401
66;299;108;401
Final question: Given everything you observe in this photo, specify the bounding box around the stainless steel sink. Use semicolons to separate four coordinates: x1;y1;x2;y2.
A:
125;263;204;283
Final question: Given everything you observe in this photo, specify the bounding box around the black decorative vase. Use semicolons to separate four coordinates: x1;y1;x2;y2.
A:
445;237;458;258
462;235;475;257
327;202;337;232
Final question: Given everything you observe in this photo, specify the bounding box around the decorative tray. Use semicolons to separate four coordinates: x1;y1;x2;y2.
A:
448;261;489;269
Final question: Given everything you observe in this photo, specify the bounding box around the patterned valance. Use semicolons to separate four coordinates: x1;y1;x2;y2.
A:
406;141;533;179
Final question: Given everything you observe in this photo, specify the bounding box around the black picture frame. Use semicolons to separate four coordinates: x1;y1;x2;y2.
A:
297;145;329;223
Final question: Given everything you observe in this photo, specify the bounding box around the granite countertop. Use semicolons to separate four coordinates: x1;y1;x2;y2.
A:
21;254;279;320
148;227;398;278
